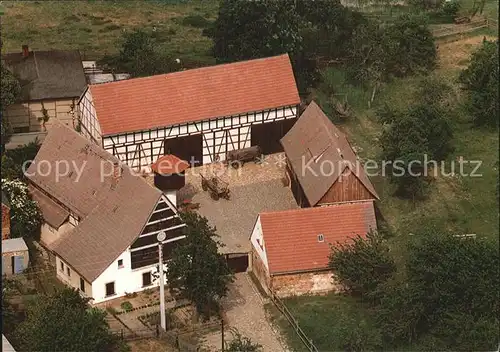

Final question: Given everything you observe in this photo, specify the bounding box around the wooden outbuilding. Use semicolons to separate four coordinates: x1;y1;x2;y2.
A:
281;101;379;207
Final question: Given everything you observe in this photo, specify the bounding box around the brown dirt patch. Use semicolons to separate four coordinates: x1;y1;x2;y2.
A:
128;338;176;352
438;35;497;70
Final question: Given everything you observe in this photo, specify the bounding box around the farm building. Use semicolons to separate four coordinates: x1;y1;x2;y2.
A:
250;201;377;297
77;54;300;170
2;237;29;276
26;122;186;303
281;101;379;207
2;46;87;148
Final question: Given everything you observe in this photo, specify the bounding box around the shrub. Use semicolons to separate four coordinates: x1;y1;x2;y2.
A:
181;14;211;28
329;231;395;299
120;301;133;312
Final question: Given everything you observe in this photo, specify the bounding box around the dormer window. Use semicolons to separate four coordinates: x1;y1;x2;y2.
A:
318;234;324;242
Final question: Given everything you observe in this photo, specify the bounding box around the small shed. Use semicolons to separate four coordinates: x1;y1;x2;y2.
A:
2;238;29;276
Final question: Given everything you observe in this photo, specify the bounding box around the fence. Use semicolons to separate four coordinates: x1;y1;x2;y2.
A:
114;327;159;342
269;292;319;352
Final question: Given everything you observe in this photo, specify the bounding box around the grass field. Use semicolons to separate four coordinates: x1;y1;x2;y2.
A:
1;0;218;63
272;32;498;351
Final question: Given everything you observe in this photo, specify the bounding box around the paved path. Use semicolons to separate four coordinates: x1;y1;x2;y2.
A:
203;273;288;352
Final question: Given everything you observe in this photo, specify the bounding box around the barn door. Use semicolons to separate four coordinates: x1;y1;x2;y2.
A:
12;255;25;274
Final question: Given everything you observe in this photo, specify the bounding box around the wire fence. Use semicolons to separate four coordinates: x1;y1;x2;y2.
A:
431;18;490;39
268;291;319;352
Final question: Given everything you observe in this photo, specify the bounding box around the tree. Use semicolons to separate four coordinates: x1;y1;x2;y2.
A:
1;141;40;181
377;232;499;350
15;287;125;352
166;212;234;318
1;179;42;238
329;231;395;298
1;62;21;149
458;40;499;127
225;329;262;352
211;0;301;63
100;29;180;77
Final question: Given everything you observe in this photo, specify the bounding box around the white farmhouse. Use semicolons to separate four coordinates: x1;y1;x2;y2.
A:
27;123;186;303
77;54;300;170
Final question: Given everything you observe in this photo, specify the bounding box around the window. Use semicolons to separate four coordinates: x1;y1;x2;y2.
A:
67;267;71;277
317;234;324;242
142;272;152;287
60;261;64;272
117;259;124;269
105;282;115;297
80;278;85;292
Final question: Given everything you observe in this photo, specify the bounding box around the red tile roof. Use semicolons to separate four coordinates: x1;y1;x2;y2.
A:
152;155;190;174
89;54;300;136
258;201;377;275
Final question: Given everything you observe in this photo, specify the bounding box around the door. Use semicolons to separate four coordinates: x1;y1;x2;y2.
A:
251;119;296;155
12;255;25;274
164;135;203;167
226;254;249;273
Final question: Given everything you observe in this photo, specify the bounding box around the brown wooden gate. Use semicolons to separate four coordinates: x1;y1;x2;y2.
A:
251;119;296;155
225;253;249;273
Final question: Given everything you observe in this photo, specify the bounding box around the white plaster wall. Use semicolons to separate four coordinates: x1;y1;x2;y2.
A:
250;216;269;271
164;190;177;208
91;248;166;303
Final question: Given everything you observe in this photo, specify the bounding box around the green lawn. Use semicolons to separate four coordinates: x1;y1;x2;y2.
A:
0;0;218;63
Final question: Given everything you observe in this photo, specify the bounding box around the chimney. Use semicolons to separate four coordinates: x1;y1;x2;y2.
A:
22;45;29;58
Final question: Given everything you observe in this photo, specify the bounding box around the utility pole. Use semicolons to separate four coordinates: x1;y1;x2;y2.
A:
157;231;167;331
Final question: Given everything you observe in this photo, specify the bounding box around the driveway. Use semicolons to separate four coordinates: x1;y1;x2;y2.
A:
203;273;288;352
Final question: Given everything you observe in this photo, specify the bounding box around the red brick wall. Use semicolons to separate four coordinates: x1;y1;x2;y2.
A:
251;247;271;294
2;204;10;239
271;270;340;298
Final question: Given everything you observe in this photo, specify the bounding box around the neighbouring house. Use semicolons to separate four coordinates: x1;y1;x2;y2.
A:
26;122;186;303
2;237;29;276
2;46;87;148
281;101;379;207
250;200;377;297
2;192;11;239
77;54;300;170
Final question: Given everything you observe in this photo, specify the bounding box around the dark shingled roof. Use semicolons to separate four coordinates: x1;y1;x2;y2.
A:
27;122;165;282
2;50;87;101
281;101;379;206
28;185;69;229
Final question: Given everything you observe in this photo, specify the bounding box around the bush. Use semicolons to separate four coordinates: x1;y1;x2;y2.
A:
329;231;395;299
120;301;133;312
181;14;211;28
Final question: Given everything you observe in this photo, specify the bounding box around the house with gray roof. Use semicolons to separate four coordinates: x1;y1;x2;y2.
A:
2;46;87;149
26;122;186;303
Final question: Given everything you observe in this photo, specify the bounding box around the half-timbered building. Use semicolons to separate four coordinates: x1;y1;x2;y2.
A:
77;54;300;170
281;101;379;207
27;123;186;303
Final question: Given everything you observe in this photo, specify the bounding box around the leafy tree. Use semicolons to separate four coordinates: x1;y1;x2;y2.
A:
225;329;262;352
1;62;21;149
377;232;499;350
1;141;40;181
15;287;126;352
211;0;301;63
329;231;395;298
166;212;234;319
459;40;499;127
100;29;180;77
1;179;42;238
2;277;22;337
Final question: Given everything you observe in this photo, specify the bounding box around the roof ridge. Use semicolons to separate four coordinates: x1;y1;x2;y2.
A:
260;200;374;217
90;53;291;89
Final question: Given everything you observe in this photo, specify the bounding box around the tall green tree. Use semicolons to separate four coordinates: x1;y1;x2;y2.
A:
1;179;42;238
459;40;499;127
329;231;395;299
1;62;21;149
100;29;180;77
377;232;499;350
15;287;124;352
166;212;234;319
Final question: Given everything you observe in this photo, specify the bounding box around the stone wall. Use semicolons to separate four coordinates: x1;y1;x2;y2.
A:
250;247;271;294
271;270;338;298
